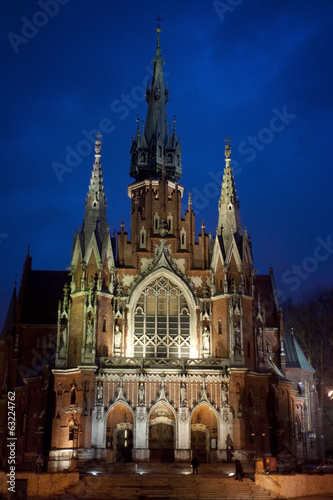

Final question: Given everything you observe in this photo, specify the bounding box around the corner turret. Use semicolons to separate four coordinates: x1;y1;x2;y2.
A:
216;138;243;250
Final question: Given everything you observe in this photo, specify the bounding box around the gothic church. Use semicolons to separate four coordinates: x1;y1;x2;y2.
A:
0;27;324;471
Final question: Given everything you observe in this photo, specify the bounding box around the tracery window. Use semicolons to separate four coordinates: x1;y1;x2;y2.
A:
133;276;190;358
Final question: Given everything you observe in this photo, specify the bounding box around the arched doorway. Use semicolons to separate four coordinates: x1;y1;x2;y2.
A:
116;426;133;462
191;405;218;463
191;428;207;464
106;403;134;463
149;403;175;461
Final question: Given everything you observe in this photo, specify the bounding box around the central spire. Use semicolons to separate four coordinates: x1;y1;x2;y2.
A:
144;24;168;147
129;23;182;181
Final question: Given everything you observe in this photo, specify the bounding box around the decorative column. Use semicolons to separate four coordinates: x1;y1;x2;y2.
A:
91;380;106;459
218;376;233;462
133;406;149;461
175;380;191;461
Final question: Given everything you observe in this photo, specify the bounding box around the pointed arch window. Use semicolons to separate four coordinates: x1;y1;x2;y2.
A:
167;153;172;164
154;214;160;233
167;213;173;234
180;228;186;249
140;227;147;248
69;419;74;441
70;386;76;405
133;276;191;358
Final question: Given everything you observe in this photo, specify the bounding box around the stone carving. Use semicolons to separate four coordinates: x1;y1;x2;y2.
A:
114;324;122;350
138;382;145;406
234;325;241;360
202;326;210;354
61;325;67;348
257;327;263;353
97;382;103;402
86;319;93;350
221;383;229;407
180;383;187;406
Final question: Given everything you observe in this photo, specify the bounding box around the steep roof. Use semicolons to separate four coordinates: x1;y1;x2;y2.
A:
284;330;315;371
0;285;17;340
20;270;69;324
253;272;279;328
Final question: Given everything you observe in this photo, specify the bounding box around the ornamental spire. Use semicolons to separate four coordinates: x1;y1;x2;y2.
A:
129;21;182;181
216;138;242;241
145;21;168;147
81;135;108;253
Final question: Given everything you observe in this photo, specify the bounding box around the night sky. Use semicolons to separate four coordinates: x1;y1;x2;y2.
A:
1;0;333;330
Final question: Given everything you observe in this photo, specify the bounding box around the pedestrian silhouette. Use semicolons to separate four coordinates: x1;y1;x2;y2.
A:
235;459;244;481
191;455;199;474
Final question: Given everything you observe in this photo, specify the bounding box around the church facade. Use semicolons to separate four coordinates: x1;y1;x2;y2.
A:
0;28;324;472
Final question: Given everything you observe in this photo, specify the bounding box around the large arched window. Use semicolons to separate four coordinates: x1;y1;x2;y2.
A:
133;276;190;358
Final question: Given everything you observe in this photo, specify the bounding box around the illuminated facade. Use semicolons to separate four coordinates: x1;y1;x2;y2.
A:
0;28;324;472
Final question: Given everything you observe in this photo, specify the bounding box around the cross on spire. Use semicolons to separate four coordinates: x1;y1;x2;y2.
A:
155;16;162;28
225;137;230;147
96;133;102;141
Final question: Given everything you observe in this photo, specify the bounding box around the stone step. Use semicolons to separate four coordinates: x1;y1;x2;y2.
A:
40;474;285;500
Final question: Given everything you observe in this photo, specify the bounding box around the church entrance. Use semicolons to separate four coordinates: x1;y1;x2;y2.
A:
149;423;174;461
191;430;206;464
116;428;133;462
106;403;134;463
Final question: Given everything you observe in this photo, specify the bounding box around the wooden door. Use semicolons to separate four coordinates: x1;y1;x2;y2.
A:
149;423;174;461
116;428;133;462
191;430;206;463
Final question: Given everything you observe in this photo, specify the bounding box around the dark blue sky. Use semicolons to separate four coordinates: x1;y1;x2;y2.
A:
1;0;333;329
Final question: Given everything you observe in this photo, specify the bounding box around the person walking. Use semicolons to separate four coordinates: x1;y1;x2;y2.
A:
191;455;200;475
235;459;244;482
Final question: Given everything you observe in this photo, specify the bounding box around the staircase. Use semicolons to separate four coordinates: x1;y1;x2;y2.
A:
42;474;285;499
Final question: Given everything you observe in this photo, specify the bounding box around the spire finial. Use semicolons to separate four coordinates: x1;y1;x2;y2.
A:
225;137;231;159
94;134;102;164
155;17;162;55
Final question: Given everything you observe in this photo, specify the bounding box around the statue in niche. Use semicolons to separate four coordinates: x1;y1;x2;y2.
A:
138;382;145;405
61;324;67;348
114;324;122;349
97;382;103;402
86;319;93;347
202;326;210;352
234;325;241;360
180;383;187;406
221;384;228;406
257;327;263;353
